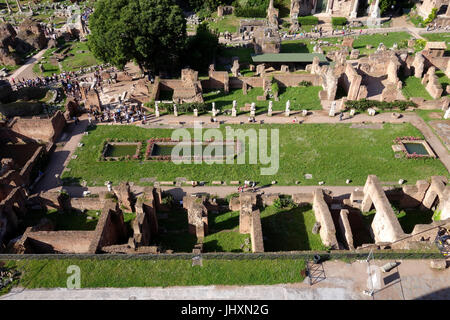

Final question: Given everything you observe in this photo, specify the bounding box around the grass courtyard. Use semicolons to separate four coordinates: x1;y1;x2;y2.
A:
62;123;448;187
202;86;322;113
280;32;412;56
2;258;306;289
260;204;327;251
401;76;433;100
362;207;436;235
33;41;99;76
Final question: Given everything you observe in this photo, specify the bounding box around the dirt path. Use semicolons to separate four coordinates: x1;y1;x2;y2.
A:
2;259;448;300
7;49;46;82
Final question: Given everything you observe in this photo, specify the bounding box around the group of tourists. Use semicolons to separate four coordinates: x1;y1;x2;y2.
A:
87;104;148;125
238;181;257;193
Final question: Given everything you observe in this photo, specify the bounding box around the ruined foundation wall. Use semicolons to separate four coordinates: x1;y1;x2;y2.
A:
312;189;338;248
362;175;405;243
88;200;127;253
250;209;264;253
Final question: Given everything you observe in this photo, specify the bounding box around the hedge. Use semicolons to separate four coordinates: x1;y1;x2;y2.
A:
332;17;347;26
297;16;319;25
161;102;208;114
344;99;417;112
0;250;443;261
235;6;266;18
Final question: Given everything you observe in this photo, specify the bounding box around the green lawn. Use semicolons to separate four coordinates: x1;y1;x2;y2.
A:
401;76;433;100
22;209;100;231
207;14;242;34
260;204;327;251
62;123;448;187
203;86;322;114
362;207;435;234
353;32;411;55
3;258;306;288
421;33;450;50
204;210;251;252
435;70;449;95
280;32;411;56
60;41;99;72
218;46;254;65
32;47;61;77
154;209;197;252
0;64;20;73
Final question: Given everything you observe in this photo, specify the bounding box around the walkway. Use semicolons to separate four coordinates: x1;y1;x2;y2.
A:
2;260;449;300
32;119;89;194
7;48;46;82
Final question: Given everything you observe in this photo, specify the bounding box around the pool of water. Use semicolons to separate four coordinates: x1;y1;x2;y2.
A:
105;144;138;157
151;144;235;157
404;142;429;156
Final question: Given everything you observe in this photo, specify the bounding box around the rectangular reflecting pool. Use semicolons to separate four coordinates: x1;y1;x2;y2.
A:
404;142;429;156
151;144;235;157
105;144;138;157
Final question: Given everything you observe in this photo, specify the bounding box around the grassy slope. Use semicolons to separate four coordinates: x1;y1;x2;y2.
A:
62;123;449;187
6;259;306;288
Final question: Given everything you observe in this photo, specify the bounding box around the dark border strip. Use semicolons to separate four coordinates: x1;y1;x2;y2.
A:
0;250;443;260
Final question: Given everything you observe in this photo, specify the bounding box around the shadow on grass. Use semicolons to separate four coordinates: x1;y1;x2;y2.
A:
261;205;322;251
281;42;310;53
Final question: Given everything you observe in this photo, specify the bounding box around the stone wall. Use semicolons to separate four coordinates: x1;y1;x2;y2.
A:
422;176;448;210
0;187;27;246
312;189;338;248
361;175;405;243
250;209;264;253
183;195;208;239
400;180;430;208
339;63;366;100
22;230;95;253
88;200;128;253
132;187;158;247
10;111;66;143
338;209;354;250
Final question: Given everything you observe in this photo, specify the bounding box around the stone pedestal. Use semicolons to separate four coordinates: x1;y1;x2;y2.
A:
194;109;198;117
232;108;237;117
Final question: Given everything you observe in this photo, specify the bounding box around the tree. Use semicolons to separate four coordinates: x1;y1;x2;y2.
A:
183;23;219;73
88;0;187;73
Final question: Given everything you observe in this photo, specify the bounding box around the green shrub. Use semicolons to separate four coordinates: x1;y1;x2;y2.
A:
161;193;174;207
271;81;279;95
424;7;437;24
299;80;312;87
297;16;319;25
415;39;426;51
165;102;208;114
344;99;417;112
273;196;294;209
225;193;240;204
332;17;347;27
